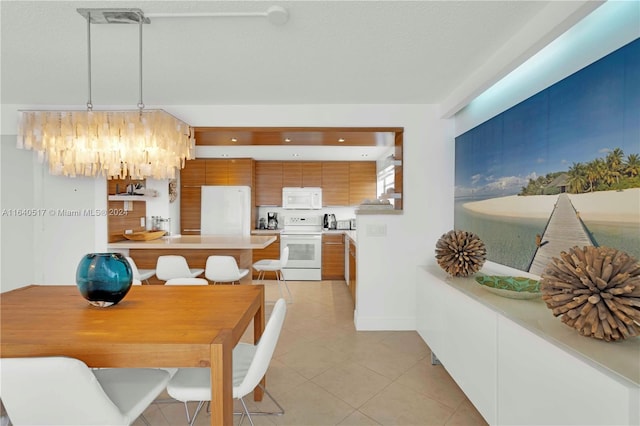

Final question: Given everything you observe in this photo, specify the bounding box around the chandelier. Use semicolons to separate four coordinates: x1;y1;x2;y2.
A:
16;8;195;180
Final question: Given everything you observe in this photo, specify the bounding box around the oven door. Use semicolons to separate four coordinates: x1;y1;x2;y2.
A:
280;233;322;268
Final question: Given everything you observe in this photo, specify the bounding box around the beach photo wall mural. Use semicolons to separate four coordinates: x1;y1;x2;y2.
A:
455;38;639;274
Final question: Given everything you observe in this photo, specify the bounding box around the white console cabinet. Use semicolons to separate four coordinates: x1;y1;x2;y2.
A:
417;261;639;426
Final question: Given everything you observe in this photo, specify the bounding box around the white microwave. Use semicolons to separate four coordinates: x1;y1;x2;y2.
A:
282;187;322;210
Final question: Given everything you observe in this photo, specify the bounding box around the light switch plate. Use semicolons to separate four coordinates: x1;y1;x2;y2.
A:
366;224;387;237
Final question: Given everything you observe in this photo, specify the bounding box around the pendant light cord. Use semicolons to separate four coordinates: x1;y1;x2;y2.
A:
86;11;93;111
137;13;144;112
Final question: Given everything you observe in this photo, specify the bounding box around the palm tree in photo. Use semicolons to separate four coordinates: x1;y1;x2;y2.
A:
624;153;640;178
585;159;605;192
567;162;587;193
606;148;625;185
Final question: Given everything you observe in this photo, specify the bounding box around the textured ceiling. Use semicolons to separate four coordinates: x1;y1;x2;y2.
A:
1;0;583;108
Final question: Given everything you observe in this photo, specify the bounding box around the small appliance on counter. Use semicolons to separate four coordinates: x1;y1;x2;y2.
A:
336;220;350;230
323;213;337;230
151;216;171;236
258;217;267;229
267;212;278;230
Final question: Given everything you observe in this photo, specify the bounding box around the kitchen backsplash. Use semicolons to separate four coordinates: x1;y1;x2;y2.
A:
256;206;356;229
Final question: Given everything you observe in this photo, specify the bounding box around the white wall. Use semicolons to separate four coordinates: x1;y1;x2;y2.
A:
1;137;36;290
1;138;107;292
1;104;454;331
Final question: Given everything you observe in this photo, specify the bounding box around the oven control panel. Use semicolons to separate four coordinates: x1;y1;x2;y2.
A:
284;215;322;227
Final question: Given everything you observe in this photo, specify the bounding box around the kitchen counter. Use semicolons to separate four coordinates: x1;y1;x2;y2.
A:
325;230;356;244
251;229;356;244
108;235;277;285
109;235;276;250
251;229;283;235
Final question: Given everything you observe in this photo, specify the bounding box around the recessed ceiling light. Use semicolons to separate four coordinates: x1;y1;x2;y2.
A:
338;138;345;143
284;138;291;143
230;137;238;142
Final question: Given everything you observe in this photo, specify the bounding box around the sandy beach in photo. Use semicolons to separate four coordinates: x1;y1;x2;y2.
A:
463;188;640;224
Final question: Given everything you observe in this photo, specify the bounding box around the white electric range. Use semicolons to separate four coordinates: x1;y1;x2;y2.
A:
280;215;323;280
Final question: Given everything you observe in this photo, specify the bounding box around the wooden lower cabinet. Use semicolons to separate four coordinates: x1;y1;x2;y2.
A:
349;238;356;305
322;233;345;280
251;233;281;279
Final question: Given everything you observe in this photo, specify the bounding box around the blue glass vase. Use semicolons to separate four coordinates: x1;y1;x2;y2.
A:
75;253;133;307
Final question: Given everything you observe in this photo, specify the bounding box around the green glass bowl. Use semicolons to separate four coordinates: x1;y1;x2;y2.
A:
474;275;541;300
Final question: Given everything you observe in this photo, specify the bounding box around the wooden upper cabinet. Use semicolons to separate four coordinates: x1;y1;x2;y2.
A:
349;162;377;205
322;162;350;206
227;159;254;186
255;161;283;206
301;162;322;187
205;159;254;186
282;162;302;188
281;161;322;188
180;159;206;187
205;159;228;185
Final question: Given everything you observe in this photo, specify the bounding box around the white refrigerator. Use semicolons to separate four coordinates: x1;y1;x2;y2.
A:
200;186;251;236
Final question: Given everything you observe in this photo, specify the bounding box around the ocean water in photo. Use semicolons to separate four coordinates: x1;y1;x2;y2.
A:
583;221;640;261
455;200;640;271
454;201;546;271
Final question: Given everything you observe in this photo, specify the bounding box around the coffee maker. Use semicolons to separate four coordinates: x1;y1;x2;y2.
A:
267;212;278;230
323;213;337;230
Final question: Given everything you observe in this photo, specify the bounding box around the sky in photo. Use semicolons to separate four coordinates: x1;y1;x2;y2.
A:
455;38;639;199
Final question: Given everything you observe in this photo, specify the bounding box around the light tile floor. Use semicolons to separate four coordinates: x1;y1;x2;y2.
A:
136;280;488;426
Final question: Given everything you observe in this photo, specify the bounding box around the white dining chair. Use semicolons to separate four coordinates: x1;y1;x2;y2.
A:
205;255;249;285
0;356;170;426
125;256;155;284
167;298;287;426
252;246;292;302
155;255;204;282
164;278;209;285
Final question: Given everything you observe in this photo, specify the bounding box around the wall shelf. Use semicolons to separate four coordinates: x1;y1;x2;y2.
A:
379;192;402;200
108;195;155;202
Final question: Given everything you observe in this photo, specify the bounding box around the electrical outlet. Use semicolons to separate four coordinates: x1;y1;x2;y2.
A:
140;217;145;227
124;229;133;234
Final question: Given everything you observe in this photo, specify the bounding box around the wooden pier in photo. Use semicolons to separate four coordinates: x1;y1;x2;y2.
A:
528;193;594;276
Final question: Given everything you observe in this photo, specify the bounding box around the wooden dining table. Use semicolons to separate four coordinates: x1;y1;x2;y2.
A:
0;284;265;426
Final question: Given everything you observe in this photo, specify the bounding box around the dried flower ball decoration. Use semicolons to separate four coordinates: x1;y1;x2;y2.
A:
435;230;487;277
541;245;640;342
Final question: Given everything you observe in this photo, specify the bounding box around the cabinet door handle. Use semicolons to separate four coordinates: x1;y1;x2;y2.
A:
183;228;201;232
